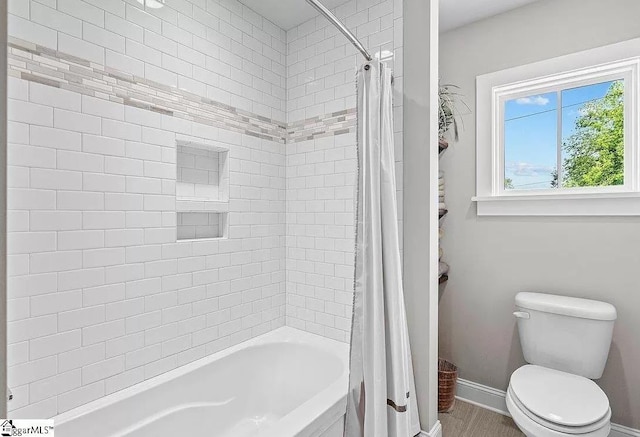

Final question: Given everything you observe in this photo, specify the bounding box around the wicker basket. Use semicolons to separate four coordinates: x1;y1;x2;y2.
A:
438;358;458;413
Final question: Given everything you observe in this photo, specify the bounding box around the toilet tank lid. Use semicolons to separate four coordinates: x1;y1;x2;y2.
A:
515;292;617;321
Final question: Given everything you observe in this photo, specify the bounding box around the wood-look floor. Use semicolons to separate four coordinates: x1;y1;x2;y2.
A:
438;400;525;437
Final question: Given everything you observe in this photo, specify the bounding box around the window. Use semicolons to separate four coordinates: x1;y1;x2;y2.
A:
504;80;625;192
475;38;640;215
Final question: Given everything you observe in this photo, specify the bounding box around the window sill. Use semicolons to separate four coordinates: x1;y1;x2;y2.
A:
472;192;640;216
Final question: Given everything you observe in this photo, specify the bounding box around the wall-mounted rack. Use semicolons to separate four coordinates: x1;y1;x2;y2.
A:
439;139;450;285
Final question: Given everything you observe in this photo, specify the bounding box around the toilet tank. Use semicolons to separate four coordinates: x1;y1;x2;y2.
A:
514;292;617;379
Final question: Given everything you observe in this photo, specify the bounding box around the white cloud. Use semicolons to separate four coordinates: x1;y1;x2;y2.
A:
516;95;550;106
578;107;590;116
505;161;555;177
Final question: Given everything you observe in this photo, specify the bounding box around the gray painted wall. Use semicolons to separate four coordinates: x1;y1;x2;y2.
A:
1;0;7;418
404;0;439;430
439;0;640;429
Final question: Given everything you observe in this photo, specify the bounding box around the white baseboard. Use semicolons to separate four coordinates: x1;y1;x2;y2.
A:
611;423;640;437
456;378;509;415
420;420;442;437
456;378;640;437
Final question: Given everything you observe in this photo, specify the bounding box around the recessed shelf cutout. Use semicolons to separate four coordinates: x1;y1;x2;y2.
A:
177;212;227;240
176;140;229;240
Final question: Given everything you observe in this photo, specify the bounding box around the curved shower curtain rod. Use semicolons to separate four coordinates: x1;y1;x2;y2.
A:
305;0;373;61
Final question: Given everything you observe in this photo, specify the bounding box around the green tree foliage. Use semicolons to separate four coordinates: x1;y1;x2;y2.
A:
550;169;558;188
562;81;624;187
504;178;514;189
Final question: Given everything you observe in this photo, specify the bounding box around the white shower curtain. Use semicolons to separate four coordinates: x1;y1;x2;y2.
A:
344;60;421;437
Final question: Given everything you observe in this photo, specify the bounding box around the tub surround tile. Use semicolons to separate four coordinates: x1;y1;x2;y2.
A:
8;74;287;418
7;0;401;419
287;109;357;144
8;37;358;146
284;0;402;342
8;38;288;144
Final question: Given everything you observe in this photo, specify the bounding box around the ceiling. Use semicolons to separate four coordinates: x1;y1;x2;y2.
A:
238;0;540;32
439;0;539;32
238;0;347;31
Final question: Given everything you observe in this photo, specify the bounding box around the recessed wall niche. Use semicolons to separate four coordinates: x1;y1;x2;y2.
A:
177;212;227;240
176;140;229;240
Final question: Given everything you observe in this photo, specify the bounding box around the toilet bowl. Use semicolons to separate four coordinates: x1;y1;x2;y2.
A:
506;365;611;437
509;293;617;437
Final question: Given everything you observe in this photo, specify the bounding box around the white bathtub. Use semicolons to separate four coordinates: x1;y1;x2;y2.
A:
54;327;349;437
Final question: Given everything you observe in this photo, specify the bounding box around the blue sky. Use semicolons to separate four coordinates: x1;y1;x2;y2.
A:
504;81;615;190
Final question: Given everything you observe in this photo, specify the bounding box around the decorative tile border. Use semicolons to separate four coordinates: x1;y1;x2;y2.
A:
287;108;357;143
7;37;355;145
7;37;288;143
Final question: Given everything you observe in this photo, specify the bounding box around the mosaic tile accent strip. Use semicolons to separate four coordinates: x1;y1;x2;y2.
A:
7;37;356;145
287;108;357;143
7;37;288;143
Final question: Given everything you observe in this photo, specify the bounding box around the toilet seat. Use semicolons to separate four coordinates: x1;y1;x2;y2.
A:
507;389;611;437
507;365;611;437
508;385;611;434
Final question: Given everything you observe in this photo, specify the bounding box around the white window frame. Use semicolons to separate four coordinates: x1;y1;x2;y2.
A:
475;38;640;216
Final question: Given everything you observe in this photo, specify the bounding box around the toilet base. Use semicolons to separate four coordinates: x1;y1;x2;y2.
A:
506;388;611;437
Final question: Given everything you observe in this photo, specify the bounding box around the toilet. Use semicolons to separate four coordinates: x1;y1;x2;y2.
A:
507;292;617;437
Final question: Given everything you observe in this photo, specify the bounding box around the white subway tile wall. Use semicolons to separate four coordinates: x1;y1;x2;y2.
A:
8;0;287;122
176;145;221;200
8;75;286;417
6;0;403;418
285;0;403;341
177;212;224;240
